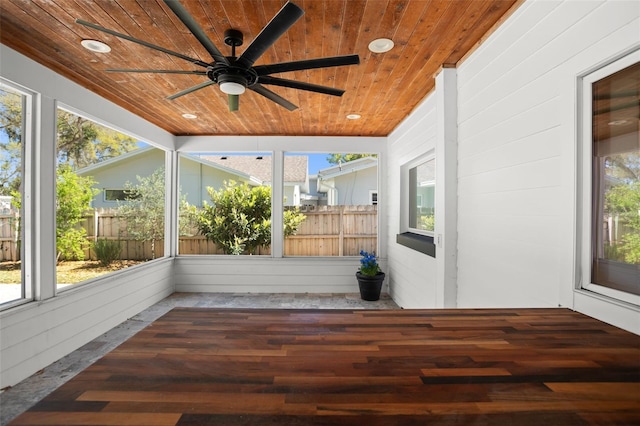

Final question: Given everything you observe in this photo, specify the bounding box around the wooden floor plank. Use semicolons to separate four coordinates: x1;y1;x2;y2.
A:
9;307;640;425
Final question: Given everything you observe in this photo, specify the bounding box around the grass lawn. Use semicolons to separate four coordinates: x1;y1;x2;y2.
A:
0;260;144;284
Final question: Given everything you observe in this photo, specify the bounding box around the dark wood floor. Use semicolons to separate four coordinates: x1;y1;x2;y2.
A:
10;308;640;425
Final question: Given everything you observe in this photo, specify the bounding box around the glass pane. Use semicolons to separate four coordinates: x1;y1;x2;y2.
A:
0;86;25;305
178;152;272;255
55;108;162;290
410;158;435;232
284;153;378;256
591;61;640;295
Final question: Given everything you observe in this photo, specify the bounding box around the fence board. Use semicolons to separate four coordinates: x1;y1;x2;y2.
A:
0;206;378;261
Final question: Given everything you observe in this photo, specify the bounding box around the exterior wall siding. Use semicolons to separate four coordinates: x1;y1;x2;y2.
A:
386;94;438;308
174;257;385;294
456;0;639;331
0;259;173;389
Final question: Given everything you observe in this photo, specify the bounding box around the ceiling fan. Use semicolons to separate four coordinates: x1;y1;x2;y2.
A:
76;0;359;112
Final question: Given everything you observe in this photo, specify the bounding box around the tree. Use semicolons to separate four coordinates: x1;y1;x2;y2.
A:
117;168;166;260
56;165;99;261
327;153;376;165
605;180;640;264
56;110;138;170
196;181;306;255
0;89;23;196
116;166;201;259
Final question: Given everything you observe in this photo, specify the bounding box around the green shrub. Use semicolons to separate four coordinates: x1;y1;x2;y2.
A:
93;238;122;266
57;228;89;261
197;181;306;255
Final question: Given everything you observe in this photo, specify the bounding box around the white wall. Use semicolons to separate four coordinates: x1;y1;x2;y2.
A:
0;45;176;388
455;0;639;331
386;94;439;308
174;257;385;293
0;260;173;388
333;166;378;206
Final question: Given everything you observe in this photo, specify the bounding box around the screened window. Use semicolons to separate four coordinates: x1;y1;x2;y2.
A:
178;152;272;255
0;83;30;306
590;61;640;296
55;108;162;291
284;153;379;257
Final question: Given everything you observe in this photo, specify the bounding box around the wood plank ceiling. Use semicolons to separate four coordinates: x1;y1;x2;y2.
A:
0;0;521;137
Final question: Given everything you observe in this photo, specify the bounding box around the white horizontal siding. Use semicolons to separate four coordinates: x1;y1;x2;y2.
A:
456;0;640;331
0;260;173;388
174;257;387;294
385;94;438;308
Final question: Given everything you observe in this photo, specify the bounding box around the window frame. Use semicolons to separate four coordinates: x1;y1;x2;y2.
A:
578;49;640;306
397;152;436;257
406;153;435;237
369;190;378;206
0;79;35;309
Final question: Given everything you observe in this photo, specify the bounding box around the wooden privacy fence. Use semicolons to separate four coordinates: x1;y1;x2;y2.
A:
0;205;377;261
0;212;19;261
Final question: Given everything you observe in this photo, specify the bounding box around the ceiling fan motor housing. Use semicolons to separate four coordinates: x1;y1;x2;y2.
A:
207;64;258;89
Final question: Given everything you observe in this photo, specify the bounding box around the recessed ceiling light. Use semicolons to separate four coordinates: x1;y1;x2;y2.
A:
347;114;361;120
81;39;111;53
182;113;197;119
368;38;394;53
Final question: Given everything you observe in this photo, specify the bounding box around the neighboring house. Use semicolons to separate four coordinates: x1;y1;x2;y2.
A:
0;195;13;215
202;155;309;206
316;157;378;206
76;147;260;208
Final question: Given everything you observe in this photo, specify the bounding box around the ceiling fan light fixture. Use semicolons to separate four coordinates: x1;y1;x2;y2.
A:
219;81;246;95
368;38;394;53
81;39;111;53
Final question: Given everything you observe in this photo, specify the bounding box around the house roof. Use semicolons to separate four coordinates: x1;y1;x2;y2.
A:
75;146;155;176
317;157;378;180
201;155;308;184
76;146;260;185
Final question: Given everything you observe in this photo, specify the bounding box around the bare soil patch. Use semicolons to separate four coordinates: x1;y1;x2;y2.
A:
0;260;144;284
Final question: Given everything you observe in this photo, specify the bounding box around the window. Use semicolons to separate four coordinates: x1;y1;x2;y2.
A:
397;153;436;256
55;108;163;291
104;189;140;201
178;152;272;255
409;157;435;235
0;82;31;306
283;153;379;257
370;191;378;205
581;53;639;301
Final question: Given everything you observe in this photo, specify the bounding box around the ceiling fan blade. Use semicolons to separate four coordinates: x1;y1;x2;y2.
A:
163;0;229;65
235;2;304;70
76;19;210;68
167;80;216;100
250;84;298;111
254;55;360;75
259;76;344;96
106;69;208;75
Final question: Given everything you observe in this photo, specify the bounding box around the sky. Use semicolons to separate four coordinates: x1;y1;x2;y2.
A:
300;153;333;175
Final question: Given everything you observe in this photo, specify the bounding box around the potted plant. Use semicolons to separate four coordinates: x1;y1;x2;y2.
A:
356;250;385;301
